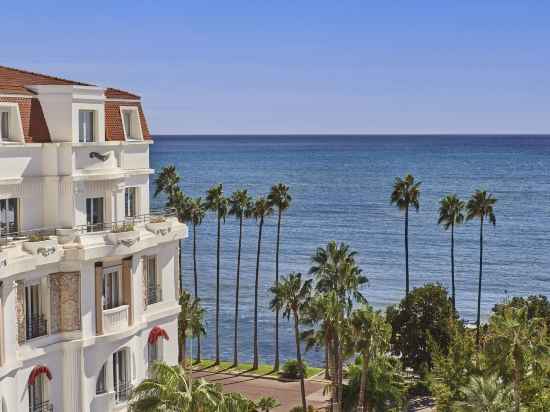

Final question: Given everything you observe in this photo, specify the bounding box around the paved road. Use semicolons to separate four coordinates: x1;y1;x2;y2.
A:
192;370;329;411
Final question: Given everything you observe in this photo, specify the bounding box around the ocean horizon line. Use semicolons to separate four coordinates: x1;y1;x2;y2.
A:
152;133;550;138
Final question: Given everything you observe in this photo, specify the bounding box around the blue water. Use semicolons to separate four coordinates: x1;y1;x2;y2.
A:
150;135;550;366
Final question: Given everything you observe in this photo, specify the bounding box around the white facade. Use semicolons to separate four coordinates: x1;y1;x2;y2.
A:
0;80;186;412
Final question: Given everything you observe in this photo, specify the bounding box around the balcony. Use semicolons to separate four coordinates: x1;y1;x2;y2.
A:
103;305;129;334
146;286;162;305
115;382;133;404
24;314;48;342
30;400;53;412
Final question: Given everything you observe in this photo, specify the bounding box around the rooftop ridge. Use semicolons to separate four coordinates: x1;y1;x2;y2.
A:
0;65;93;86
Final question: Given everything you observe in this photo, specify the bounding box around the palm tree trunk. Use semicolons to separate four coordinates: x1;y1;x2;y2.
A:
215;214;221;365
294;311;307;411
476;217;484;347
233;216;243;366
451;222;455;311
274;208;282;371
193;223;201;363
358;354;369;412
513;362;520;412
324;333;330;380
329;337;338;412
182;334;187;368
405;205;410;296
253;217;264;369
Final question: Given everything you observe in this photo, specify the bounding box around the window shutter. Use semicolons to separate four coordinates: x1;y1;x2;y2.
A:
122;257;133;325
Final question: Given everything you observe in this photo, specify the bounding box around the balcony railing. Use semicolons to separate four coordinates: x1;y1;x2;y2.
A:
25;314;48;341
146;286;162;305
30;400;53;412
0;208;176;245
103;305;129;334
115;382;133;404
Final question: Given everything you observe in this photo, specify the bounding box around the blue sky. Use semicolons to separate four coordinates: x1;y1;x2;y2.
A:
3;1;549;134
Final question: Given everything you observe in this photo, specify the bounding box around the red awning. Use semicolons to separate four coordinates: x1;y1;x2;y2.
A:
148;326;169;344
28;365;52;385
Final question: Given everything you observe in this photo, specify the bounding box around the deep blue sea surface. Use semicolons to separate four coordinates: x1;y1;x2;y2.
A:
150;135;550;366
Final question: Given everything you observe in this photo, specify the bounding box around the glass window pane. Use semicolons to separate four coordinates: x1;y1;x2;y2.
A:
1;111;9;140
79;110;95;142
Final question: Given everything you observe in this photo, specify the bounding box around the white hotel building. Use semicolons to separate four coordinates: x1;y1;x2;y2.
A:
0;66;187;412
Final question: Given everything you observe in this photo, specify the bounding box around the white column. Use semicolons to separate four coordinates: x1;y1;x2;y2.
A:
2;281;17;364
63;347;82;412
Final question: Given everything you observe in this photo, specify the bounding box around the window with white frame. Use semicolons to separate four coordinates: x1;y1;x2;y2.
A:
125;187;137;218
0;198;19;236
79;110;95;142
25;284;47;340
86;197;104;232
121;108;141;140
113;349;130;403
145;256;161;305
102;267;121;310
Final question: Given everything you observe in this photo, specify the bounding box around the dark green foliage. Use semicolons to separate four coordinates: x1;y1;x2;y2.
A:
492;295;550;330
281;359;307;379
343;355;406;412
386;283;457;373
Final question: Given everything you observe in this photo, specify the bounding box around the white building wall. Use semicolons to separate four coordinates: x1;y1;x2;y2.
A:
0;84;185;412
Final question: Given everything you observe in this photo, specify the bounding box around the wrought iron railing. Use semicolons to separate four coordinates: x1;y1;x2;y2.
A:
30;400;53;412
115;382;133;403
0;208;176;245
26;314;48;340
146;286;162;305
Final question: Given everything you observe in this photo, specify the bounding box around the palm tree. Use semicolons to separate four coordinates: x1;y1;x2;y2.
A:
180;197;207;362
154;166;186;295
129;363;222;412
466;190;496;346
178;290;206;370
267;183;292;371
390;174;421;296
154;165;181;206
205;184;228;365
309;241;367;412
270;272;312;411
485;306;547;412
349;305;391;412
251;196;273;369
454;375;514;412
256;397;281;412
438;194;465;311
228;189;253;367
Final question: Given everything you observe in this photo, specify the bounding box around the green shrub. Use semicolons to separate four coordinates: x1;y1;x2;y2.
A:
289;406;314;412
28;233;50;242
281;359;307;379
111;223;135;233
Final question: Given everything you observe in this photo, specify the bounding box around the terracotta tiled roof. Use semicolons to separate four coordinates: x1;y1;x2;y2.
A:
0;66;149;143
0;65;92;92
105;87;141;100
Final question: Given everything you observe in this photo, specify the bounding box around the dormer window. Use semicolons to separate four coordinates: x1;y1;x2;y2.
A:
120;107;142;140
79;110;95;143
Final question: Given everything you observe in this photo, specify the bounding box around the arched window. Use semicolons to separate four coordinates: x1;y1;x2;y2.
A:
147;326;169;368
28;365;52;412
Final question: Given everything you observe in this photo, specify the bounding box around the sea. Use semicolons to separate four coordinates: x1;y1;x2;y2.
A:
150;135;550;366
